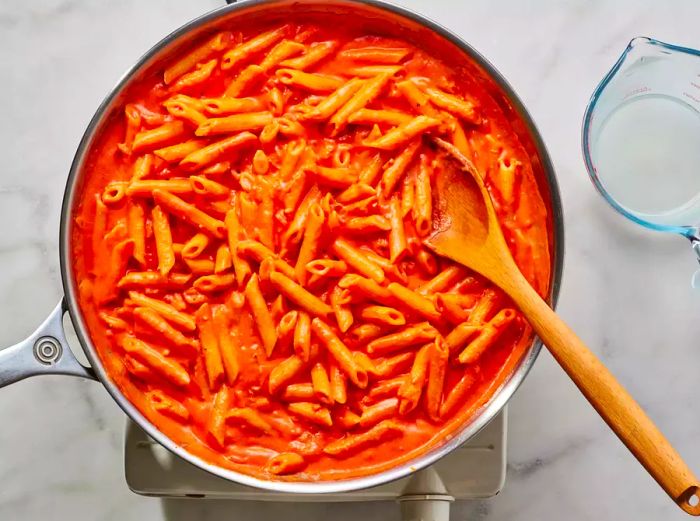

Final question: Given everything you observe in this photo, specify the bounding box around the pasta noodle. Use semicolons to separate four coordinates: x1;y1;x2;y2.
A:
74;18;551;482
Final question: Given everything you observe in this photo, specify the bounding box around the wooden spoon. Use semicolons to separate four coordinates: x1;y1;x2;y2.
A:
426;138;700;516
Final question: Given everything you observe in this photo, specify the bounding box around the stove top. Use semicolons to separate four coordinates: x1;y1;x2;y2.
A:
124;408;506;501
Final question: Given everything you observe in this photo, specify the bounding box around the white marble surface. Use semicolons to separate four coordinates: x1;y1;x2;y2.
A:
1;1;699;519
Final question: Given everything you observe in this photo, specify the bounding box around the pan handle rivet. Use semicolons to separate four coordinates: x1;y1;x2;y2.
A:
33;337;62;365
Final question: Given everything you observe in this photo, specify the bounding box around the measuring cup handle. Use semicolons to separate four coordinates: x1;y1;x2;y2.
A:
686;236;700;289
0;299;95;388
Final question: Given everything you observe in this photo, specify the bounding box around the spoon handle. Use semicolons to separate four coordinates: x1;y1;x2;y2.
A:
506;274;700;516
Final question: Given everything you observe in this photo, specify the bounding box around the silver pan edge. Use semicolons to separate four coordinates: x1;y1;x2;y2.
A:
59;0;565;494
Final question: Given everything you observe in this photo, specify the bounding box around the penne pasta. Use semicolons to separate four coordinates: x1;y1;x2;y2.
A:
395;79;440;117
348;323;384;343
397;344;431;415
330;285;354;333
170;59;217;92
148;390;190;422
306;259;347;285
367;322;437;355
163;96;208;126
214;244;233;274
252;149;269;175
266;452;306;475
181;233;210;259
128;291;196;331
268;355;305;394
276;69;344;92
244;274;278;357
363;115;440;150
208;387;230;447
301;77;363;121
101;182;127;205
458;309;517;364
332;238;385;283
294;203;325;284
469;288;500;324
293;311;312;362
323;419;401;456
153;190;227;239
121;336;190;387
387;282;442;322
151;205;175;276
277;310;298;353
269;271;332;317
132;121;186;153
311;166;358;189
224;64;266;97
338;46;411;64
221;25;289;71
195;303;225;391
127;201;146;265
413;154;433;236
154;139;207;163
193;273;236;293
164;31;233;84
196;112;273;136
348;108;413;127
379;140;421;198
425;337;448;421
329;72;394;135
225;196;252;285
79;19;553;482
368;375;406;399
201;96;265;115
211;304;239;385
311;362;333;404
282;382;315;401
359;305;405;327
440;371;477;419
360;397;399;428
280;40;339;70
416;265;466;295
288;402;333;427
133;307;198;353
117;271;191;290
119;104;141;154
311;318;368;388
126;179;193;196
260;39;305;71
417;81;480;123
343;215;391;233
338;273;392;302
387;196;408;263
180;131;257;170
236;240;296;279
329;364;347;405
445;321;481;355
436;293;475;324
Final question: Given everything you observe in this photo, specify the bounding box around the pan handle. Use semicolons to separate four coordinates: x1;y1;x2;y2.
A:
0;299;96;388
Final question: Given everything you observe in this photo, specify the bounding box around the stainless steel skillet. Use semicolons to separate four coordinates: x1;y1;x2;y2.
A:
0;0;563;494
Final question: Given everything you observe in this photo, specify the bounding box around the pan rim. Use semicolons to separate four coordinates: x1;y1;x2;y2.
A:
59;0;564;494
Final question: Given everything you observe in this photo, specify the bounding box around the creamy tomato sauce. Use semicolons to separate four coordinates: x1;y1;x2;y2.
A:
70;16;551;481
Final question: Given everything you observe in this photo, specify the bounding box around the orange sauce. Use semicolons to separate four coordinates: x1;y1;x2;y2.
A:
70;17;551;481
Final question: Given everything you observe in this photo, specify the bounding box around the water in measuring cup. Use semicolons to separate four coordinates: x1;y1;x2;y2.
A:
594;94;700;225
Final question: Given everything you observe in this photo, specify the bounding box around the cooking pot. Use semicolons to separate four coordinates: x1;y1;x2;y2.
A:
0;0;563;493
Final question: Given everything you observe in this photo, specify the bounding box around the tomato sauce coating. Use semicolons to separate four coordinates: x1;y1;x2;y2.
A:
70;18;551;481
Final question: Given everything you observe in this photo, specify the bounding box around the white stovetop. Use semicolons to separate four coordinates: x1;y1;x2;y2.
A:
1;1;700;520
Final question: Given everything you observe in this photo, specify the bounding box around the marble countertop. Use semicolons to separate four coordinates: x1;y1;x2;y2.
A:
1;1;699;519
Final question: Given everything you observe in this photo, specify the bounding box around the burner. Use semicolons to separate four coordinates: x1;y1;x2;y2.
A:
125;409;506;519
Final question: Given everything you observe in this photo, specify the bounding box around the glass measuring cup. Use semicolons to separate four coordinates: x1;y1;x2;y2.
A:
582;37;700;274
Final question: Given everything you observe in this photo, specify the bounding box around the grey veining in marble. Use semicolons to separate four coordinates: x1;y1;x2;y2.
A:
2;1;700;520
